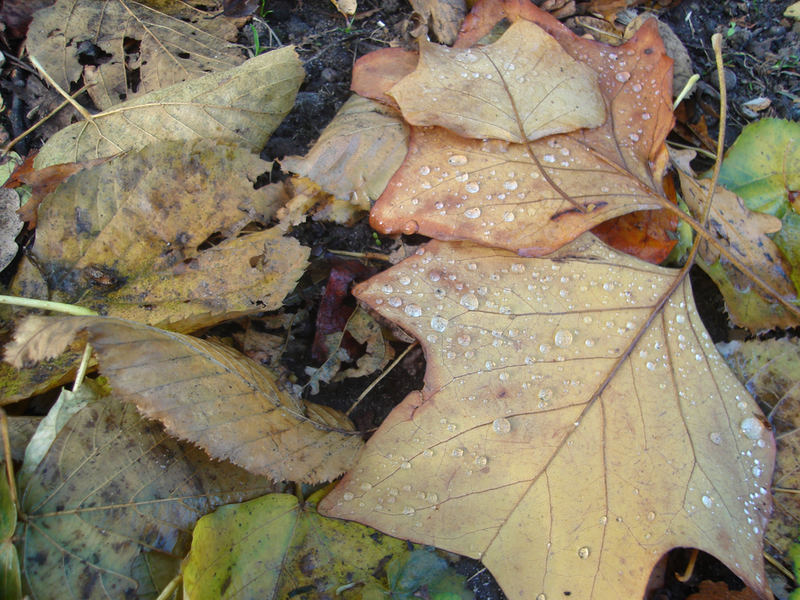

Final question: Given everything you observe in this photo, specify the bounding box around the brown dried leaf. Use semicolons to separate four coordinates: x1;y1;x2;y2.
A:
6;315;363;483
281;95;409;204
320;235;774;600
408;0;467;45
34;46;303;169
27;0;245;111
389;20;606;143
14;140;306;332
369;6;675;255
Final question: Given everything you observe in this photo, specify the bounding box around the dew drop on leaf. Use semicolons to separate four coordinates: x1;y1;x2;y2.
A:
465;182;480;193
578;546;591;559
554;329;573;347
615;71;631;82
492;417;512;434
405;304;422;317
709;432;722;445
475;455;488;467
460;293;479;310
430;316;448;332
740;417;764;440
448;154;468;166
464;207;481;218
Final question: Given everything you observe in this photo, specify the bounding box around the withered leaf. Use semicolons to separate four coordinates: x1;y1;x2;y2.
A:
368;6;675;255
389;20;605;143
320;235;774;600
18;396;274;600
34;46;303;169
6;315;363;483
27;0;246;111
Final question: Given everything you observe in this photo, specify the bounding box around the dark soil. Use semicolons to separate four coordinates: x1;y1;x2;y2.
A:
1;0;798;598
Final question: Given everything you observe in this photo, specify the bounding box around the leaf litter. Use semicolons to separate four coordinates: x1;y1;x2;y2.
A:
2;1;799;599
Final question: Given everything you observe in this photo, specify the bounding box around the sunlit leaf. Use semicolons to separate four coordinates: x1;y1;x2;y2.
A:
320;234;774;600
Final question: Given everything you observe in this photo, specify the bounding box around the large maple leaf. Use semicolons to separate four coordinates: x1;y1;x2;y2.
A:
363;4;674;256
319;234;774;599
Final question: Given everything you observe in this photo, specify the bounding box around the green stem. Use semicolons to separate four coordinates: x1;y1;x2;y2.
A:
0;295;97;316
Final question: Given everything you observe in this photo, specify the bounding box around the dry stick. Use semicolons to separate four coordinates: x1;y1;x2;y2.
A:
0;83;93;156
0;409;19;517
28;56;94;122
154;573;182;600
675;548;700;583
347;341;418;417
328;249;392;262
764;551;797;584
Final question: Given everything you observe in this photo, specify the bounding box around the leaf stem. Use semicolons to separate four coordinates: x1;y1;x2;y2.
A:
72;343;93;392
154;573;182;600
28;55;94;123
672;74;699;110
0;295;97;316
347;341;418;417
0;410;20;518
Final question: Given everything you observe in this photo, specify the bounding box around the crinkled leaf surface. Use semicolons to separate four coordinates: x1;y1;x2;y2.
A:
27;0;245;111
717;338;800;563
6;315;363;483
17;396;274;600
281;95;409;203
15;140;307;332
368;8;675;255
34;46;303;169
320;235;774;600
674;151;798;332
182;488;412;599
389;20;605;142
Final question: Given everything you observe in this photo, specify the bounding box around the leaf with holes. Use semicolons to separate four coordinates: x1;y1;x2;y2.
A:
5;315;363;483
365;4;674;256
33;46;303;169
319;234;775;600
17;395;274;600
27;0;246;111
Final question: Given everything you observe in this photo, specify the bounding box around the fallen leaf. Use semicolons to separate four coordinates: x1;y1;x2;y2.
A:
389;20;605;143
6;315;363;483
367;4;675;255
17;395;275;600
34;46;304;169
351;48;419;107
15;140;307;332
674;150;798;332
408;0;467;45
27;0;245;110
0;417;41;464
716;118;800;292
365;547;474;599
320;234;774;600
182;488;415;599
0;459;20;600
281;95;409;205
331;0;357;16
717;338;800;564
591;208;678;264
0;188;22;272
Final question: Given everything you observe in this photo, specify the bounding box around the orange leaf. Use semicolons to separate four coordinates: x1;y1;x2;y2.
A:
591;208;678;264
368;3;675;255
320;235;774;600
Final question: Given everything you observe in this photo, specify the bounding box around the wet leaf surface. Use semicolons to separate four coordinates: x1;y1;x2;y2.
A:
321;234;774;600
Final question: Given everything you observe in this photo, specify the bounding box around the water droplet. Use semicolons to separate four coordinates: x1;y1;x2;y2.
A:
398;275;411;285
675;314;686;324
641;113;651;121
449;154;468;166
578;546;591;559
537;594;547;600
343;492;354;501
434;201;444;210
511;263;525;273
538;388;553;406
460;293;479;310
457;334;471;346
504;180;518;191
455;173;469;182
382;284;393;294
405;304;422;317
503;211;515;222
429;271;441;282
647;511;656;521
426;492;439;503
388;297;402;307
452;447;464;457
465;182;480;194
629;133;639;142
632;83;642;92
400;461;412;469
702;495;713;508
616;71;631;82
402;506;415;515
419;166;430;175
709;432;722;445
360;482;373;491
740;417;764;440
646;361;655;371
543;154;556;163
752;466;762;477
554;329;573;347
492;418;512;434
430;316;448;332
464;207;481;218
402;220;419;235
474;455;488;467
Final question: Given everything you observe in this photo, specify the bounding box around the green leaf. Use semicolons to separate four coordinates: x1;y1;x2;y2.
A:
386;549;473;600
17;397;274;600
0;464;15;541
717;118;800;217
182;488;411;599
0;542;21;600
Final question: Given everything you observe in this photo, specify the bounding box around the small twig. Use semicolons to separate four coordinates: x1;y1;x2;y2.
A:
347;342;418;417
772;487;800;494
72;343;93;392
675;548;699;582
1;83;92;156
0;409;20;518
154;573;182;600
28;56;94;122
327;249;392;262
764;551;797;585
665;140;717;161
673;74;700;110
0;295;97;316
